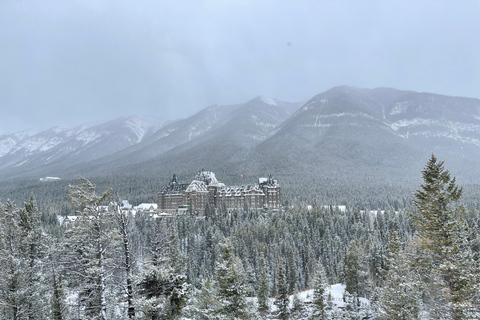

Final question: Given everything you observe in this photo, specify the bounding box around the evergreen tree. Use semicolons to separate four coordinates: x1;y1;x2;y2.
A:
311;263;327;320
192;278;219;320
114;203;136;319
409;155;480;319
137;224;189;320
64;177;118;320
257;253;270;315
287;249;297;293
51;268;67;320
291;287;305;318
377;232;419;320
0;197;50;320
215;238;251;319
344;240;361;306
275;259;290;320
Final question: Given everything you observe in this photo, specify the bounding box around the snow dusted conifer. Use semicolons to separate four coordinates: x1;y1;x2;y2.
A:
64;177;118;320
377;232;419;320
113;202;136;319
257;252;270;315
275;259;290;320
0;197;50;319
215;238;251;319
409;155;480;319
192;277;219;320
137;224;189;320
344;240;361;306
291;287;305;318
311;262;327;320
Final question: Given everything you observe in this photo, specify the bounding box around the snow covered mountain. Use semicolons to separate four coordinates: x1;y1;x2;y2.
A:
250;86;480;185
1;87;480;186
0;116;167;179
51;97;302;178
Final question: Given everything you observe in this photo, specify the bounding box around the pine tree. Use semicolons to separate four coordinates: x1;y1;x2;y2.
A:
114;203;135;319
137;224;189;320
344;240;361;306
275;259;290;320
409;155;480;319
257;253;270;315
0;200;26;320
311;263;327;320
51;268;67;320
64;177;119;320
287;249;297;293
377;232;419;320
192;277;219;320
20;194;50;320
0;197;50;319
215;238;251;319
291;286;304;318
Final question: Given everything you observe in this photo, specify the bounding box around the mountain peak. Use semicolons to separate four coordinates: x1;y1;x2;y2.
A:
259;96;278;106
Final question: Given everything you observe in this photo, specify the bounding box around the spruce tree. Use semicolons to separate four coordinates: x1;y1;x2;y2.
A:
64;177;118;320
215;238;251;319
115;204;135;319
275;259;290;320
137;224;189;320
377;232;419;320
0;198;50;319
344;240;361;306
257;253;270;315
311;262;327;320
409;155;479;319
192;278;219;320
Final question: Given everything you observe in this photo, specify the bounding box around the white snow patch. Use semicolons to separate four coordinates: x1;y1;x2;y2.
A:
124;117;155;143
261;96;278;106
157;129;175;140
38;137;63;151
14;159;28;167
18;136;63;154
391;118;480;146
76;130;102;145
0;137;17;157
310;112;375;128
188;124;212;141
251;115;275;129
390;102;409;115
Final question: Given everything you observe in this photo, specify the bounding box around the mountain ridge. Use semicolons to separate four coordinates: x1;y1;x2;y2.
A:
1;87;480;191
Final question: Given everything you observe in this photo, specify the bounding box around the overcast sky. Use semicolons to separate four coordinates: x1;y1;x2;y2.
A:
1;0;479;134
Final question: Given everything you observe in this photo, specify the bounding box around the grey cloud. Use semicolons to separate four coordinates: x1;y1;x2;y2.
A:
1;0;479;133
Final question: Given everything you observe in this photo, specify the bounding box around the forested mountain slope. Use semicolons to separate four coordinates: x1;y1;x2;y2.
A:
1;87;480;206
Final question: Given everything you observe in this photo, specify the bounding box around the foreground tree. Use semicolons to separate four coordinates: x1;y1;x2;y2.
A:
409;155;479;319
215;239;251;319
275;259;290;320
113;202;136;319
311;263;327;320
0;197;49;320
377;232;419;320
344;240;361;307
257;253;270;315
137;225;189;320
64;177;119;320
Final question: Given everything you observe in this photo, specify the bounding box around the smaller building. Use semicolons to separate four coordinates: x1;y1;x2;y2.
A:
135;203;158;212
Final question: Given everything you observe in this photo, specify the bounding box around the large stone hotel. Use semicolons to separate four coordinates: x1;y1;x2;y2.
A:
157;171;281;214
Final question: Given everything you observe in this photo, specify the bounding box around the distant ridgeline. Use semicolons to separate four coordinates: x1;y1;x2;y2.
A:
157;170;281;214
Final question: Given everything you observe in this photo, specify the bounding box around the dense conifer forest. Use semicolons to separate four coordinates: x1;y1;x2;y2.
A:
1;156;479;319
